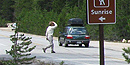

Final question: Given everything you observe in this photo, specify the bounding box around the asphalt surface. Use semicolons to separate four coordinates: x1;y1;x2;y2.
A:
0;27;130;65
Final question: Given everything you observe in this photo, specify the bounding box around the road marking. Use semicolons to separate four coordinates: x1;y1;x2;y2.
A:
0;34;9;38
105;56;125;61
0;43;6;46
33;43;42;45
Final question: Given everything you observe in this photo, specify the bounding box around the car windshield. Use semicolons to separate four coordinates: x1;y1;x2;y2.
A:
69;28;86;35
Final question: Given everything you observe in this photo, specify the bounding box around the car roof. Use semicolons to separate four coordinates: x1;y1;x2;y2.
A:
65;26;86;28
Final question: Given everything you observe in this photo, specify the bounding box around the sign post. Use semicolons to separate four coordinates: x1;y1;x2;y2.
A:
99;24;104;65
87;0;116;65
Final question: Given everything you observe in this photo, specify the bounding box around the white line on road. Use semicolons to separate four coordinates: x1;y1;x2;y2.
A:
0;43;6;46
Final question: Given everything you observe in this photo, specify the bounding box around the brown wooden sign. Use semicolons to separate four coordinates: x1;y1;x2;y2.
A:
87;0;116;24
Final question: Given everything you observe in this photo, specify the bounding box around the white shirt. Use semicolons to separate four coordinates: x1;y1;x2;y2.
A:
46;22;57;38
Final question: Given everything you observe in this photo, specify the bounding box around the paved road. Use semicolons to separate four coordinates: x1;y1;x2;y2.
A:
0;28;130;65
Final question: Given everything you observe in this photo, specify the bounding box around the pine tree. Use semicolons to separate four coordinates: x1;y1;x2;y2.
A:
122;47;130;64
6;22;36;65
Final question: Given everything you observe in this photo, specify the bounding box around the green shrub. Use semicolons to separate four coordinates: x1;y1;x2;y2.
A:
0;17;10;27
122;47;130;64
0;60;17;65
6;23;36;64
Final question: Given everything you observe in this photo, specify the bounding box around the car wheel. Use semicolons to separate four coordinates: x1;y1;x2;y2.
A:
64;40;68;47
79;44;82;47
84;43;89;47
59;43;62;46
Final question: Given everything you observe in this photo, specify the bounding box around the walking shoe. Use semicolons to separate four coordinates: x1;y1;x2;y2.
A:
42;48;46;53
51;51;55;53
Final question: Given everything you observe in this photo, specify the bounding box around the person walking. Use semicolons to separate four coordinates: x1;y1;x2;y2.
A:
43;21;58;53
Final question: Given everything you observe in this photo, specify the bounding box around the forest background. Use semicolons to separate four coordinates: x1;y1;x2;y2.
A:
0;0;130;41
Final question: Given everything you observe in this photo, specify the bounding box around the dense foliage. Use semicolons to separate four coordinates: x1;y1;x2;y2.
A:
0;0;130;41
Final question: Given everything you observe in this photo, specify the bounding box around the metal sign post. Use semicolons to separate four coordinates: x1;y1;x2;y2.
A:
99;24;104;65
87;0;116;65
